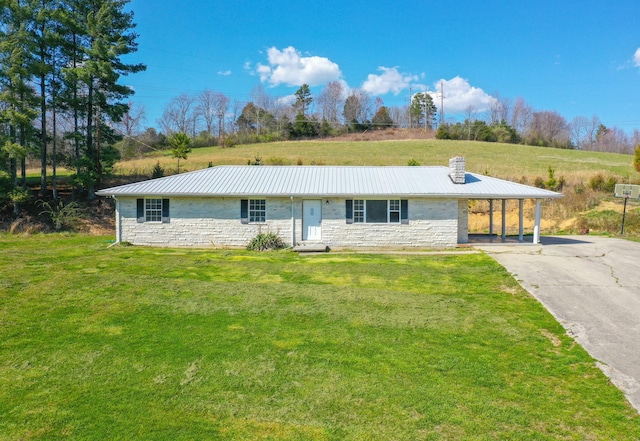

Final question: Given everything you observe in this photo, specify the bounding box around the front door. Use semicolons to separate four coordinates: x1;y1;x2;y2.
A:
303;200;322;241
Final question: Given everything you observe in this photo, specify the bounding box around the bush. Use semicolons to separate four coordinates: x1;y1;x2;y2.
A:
247;232;287;251
588;174;618;193
38;199;81;230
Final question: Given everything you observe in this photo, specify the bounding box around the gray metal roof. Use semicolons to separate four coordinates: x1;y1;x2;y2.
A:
96;165;563;199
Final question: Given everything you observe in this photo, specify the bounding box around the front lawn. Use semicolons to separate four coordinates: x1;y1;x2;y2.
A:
1;234;638;440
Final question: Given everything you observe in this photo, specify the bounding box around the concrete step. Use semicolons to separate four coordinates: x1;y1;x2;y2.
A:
293;243;329;253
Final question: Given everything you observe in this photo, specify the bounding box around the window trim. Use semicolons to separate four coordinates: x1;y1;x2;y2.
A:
241;199;266;224
136;198;170;223
347;199;407;224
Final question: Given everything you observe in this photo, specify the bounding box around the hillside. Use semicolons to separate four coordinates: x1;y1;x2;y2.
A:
8;138;640;238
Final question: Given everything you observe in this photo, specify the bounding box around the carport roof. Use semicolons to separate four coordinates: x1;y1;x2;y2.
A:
96;165;563;199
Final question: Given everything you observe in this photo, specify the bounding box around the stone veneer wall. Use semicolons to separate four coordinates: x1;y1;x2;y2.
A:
116;196;461;248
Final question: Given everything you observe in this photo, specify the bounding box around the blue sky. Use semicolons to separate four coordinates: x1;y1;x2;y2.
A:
124;0;640;133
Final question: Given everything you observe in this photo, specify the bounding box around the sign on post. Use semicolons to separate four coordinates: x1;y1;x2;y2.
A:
614;184;640;199
614;184;640;234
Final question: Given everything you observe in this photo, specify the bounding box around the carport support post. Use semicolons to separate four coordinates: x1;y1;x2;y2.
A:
533;199;542;244
518;199;524;242
501;199;506;242
489;199;494;237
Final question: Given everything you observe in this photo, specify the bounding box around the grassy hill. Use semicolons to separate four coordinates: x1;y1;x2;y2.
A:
114;139;637;180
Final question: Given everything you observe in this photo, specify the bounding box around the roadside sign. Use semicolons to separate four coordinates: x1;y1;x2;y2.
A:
614;184;640;199
614;184;640;234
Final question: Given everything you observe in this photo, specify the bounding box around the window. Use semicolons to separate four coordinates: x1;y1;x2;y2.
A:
250;199;266;222
137;198;170;223
346;199;407;224
241;199;266;223
354;199;364;223
389;200;400;223
145;198;162;222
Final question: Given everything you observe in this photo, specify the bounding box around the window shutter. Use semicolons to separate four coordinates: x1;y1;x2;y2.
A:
162;199;170;223
345;200;353;224
401;200;409;224
240;199;248;224
137;199;144;223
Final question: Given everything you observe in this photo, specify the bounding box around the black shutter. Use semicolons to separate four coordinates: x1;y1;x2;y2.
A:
240;199;248;224
345;200;353;224
401;199;409;224
137;199;144;223
162;199;170;223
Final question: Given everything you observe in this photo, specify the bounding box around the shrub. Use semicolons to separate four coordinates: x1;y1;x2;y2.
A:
247;232;287;251
588;174;618;192
533;176;545;189
407;159;420;166
38;199;81;230
151;161;165;179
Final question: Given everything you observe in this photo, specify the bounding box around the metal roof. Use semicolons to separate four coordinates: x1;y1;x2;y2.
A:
96;165;563;199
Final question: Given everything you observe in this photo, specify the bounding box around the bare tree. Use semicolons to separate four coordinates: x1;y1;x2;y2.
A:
117;101;146;138
115;102;146;157
464;105;477;139
511;97;533;138
488;93;511;125
317;80;345;124
595;126;632;154
158;94;198;137
528;111;570;148
389;105;410;128
570;115;600;150
197;90;219;136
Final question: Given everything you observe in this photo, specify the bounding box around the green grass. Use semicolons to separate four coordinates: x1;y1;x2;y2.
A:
111;139;638;184
1;234;639;440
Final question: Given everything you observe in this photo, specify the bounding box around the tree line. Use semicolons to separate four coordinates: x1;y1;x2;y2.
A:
144;83;438;152
148;82;639;156
436;96;640;153
0;0;144;212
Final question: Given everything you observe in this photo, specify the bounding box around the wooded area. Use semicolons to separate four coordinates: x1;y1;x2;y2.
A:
0;0;144;211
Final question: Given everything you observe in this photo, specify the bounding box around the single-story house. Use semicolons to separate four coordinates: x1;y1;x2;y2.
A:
96;157;563;249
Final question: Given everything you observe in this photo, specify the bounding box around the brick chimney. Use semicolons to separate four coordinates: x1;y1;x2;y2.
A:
449;156;466;184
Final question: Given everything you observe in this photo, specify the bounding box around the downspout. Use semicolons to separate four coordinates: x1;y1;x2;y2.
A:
110;196;121;247
290;196;295;246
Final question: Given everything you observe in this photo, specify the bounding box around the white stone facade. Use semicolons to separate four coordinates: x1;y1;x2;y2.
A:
116;196;464;249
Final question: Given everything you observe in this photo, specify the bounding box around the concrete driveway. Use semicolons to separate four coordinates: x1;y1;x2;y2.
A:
476;235;640;411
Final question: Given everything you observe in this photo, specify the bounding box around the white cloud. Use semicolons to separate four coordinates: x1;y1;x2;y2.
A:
430;77;495;114
217;70;231;76
256;46;342;87
361;67;417;95
634;48;640;67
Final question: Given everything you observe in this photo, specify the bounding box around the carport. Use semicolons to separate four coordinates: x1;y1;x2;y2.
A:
467;197;554;245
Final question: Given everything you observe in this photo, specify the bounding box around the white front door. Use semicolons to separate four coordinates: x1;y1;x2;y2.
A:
303;200;322;241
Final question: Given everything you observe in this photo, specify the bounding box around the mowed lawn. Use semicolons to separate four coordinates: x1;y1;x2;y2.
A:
1;235;639;440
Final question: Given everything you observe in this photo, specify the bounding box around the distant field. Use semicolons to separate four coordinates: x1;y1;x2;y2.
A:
1;234;639;440
111;139;637;184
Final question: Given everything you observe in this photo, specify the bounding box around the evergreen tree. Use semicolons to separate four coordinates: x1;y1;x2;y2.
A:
169;132;191;173
372;106;393;129
294;84;312;116
410;92;437;129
